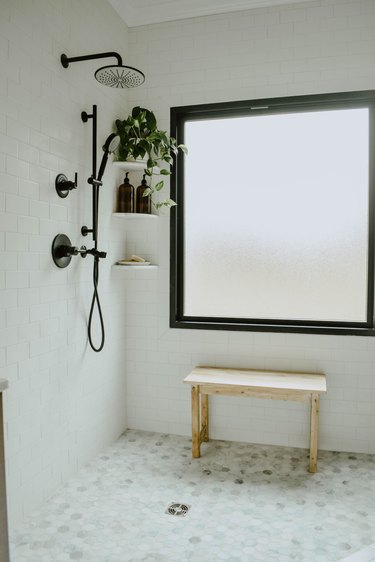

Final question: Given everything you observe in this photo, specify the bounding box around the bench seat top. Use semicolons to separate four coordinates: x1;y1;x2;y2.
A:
184;367;327;394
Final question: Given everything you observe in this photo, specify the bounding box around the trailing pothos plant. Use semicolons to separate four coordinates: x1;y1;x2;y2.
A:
115;106;187;210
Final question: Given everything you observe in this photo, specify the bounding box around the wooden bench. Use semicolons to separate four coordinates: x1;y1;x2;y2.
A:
184;367;327;473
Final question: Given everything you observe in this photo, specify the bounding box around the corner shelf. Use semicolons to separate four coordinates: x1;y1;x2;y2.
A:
112;207;159;269
112;264;158;270
112;212;158;219
112;161;160;174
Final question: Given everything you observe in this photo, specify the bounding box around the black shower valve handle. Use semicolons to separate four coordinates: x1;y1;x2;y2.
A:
55;172;78;198
60;244;79;258
83;247;107;259
58;245;106;260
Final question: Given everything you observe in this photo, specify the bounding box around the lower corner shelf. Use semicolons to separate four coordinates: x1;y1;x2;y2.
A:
112;212;158;219
112;264;158;270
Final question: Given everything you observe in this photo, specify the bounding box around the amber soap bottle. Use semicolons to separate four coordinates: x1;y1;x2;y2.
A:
117;172;134;213
136;174;151;214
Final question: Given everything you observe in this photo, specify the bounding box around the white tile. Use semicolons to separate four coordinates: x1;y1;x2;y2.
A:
6;341;29;364
339;546;375;562
0;172;18;194
5;232;29;252
29;199;49;219
6;117;30;143
5;271;28;289
0;211;17;232
18;179;39;199
6;155;29;179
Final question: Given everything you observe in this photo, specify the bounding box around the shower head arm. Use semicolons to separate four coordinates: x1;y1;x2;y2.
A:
61;52;123;69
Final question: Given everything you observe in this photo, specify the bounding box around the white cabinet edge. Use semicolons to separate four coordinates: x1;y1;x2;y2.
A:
0;380;8;392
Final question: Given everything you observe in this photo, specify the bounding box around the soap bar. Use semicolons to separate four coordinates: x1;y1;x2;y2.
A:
130;255;145;262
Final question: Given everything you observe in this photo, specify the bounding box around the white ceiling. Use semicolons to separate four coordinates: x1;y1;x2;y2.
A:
108;0;313;27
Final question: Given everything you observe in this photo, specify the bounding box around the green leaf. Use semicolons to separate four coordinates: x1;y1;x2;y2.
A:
143;188;152;197
114;106;188;171
138;139;151;153
155;181;164;191
158;198;177;208
178;144;188;154
147;157;157;168
146;111;157;131
134;146;146;159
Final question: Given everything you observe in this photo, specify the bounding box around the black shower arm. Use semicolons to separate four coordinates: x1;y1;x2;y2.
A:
61;52;123;68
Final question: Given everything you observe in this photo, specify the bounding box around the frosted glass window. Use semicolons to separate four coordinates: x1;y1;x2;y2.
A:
171;92;375;334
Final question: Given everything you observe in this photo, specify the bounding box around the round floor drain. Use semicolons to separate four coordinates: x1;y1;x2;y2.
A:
166;503;190;517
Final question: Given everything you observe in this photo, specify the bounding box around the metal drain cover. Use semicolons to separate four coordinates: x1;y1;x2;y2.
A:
165;503;190;517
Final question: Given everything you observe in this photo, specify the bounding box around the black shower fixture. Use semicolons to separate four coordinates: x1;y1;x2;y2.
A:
52;104;115;353
80;105;116;353
55;172;78;198
52;234;76;268
80;109;120;242
97;133;120;182
61;52;145;88
51;234;106;268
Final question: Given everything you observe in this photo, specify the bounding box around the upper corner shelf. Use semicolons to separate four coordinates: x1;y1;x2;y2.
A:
112;212;158;219
112;161;160;174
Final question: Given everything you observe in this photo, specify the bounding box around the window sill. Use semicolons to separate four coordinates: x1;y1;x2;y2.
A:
170;318;375;336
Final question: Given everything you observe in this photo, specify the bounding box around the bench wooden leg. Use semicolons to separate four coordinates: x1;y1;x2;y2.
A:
201;394;209;442
309;393;320;473
191;385;200;458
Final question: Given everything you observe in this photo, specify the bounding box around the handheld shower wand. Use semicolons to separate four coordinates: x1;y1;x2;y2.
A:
84;132;120;242
81;108;119;352
97;133;120;182
51;112;120;352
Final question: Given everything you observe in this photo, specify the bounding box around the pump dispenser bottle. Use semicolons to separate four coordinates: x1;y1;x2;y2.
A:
117;172;134;213
136;174;151;214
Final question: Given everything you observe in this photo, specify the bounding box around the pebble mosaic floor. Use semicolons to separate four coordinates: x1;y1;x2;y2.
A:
10;430;375;562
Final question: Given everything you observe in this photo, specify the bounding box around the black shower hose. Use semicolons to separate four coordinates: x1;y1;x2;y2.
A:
88;256;105;352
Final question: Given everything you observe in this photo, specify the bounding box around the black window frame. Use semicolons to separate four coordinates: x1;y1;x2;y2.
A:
170;90;375;336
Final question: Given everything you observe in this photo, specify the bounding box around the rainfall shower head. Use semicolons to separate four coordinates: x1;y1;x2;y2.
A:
97;133;120;182
95;65;145;89
61;52;145;89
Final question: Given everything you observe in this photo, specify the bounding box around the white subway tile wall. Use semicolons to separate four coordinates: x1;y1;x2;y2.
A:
125;0;375;453
1;0;131;529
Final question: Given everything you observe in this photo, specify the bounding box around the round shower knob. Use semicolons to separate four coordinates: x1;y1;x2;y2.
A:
51;234;77;268
55;172;77;198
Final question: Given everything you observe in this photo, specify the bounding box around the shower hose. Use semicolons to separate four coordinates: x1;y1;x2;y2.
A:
88;256;105;352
